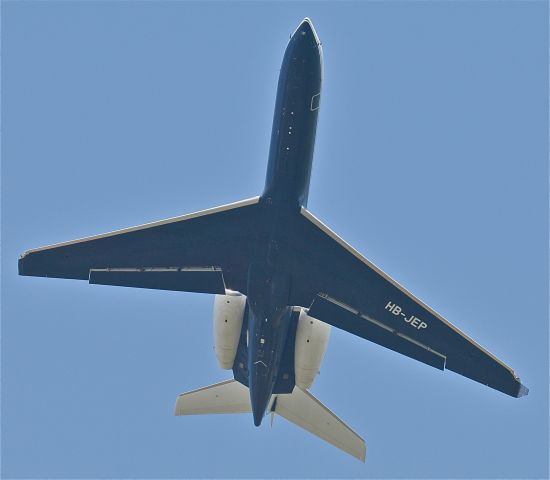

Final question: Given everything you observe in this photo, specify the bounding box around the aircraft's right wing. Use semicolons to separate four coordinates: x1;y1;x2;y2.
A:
282;208;528;398
19;197;261;295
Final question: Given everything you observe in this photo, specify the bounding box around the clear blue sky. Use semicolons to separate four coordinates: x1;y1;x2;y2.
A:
2;1;548;478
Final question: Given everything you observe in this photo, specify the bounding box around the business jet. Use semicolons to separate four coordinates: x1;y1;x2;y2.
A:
19;18;527;461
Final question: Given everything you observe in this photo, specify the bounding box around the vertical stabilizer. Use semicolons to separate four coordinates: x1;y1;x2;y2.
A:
273;387;366;462
175;380;251;415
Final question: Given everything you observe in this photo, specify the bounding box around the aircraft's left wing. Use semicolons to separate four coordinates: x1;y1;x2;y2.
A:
282;208;528;398
19;197;261;295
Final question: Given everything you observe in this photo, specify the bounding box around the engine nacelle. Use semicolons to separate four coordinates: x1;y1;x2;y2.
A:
294;308;331;389
213;291;246;369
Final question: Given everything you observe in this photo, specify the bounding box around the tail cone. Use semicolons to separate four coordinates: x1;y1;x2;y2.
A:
253;408;264;426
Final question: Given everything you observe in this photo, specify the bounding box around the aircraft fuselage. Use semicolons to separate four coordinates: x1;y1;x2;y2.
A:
263;19;322;210
246;19;322;425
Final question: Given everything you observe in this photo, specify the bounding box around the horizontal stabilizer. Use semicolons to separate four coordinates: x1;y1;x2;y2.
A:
89;267;225;294
273;387;366;462
175;380;251;416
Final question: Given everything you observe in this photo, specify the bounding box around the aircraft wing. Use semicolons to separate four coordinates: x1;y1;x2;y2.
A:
283;208;528;398
19;197;261;295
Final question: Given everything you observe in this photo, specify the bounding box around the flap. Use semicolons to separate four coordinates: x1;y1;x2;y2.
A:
89;267;226;294
308;294;446;370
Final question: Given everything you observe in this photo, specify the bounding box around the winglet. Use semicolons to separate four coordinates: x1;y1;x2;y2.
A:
517;383;529;397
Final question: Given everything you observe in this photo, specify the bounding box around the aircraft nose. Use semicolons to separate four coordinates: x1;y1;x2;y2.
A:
293;17;320;45
298;18;313;34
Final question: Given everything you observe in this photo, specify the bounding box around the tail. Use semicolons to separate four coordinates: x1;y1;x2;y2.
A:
175;380;366;462
174;379;251;415
271;387;366;462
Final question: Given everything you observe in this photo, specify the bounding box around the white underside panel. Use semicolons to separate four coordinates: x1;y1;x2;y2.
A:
174;379;251;415
274;387;366;462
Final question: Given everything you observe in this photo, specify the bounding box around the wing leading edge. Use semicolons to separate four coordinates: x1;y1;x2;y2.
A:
283;208;528;398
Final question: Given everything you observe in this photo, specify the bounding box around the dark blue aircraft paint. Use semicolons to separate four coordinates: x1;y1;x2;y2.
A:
18;17;528;429
247;18;322;425
263;18;322;210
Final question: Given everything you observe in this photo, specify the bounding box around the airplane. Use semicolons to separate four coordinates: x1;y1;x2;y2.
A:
18;18;528;462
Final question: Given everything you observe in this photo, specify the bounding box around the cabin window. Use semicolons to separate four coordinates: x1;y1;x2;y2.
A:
310;93;320;111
